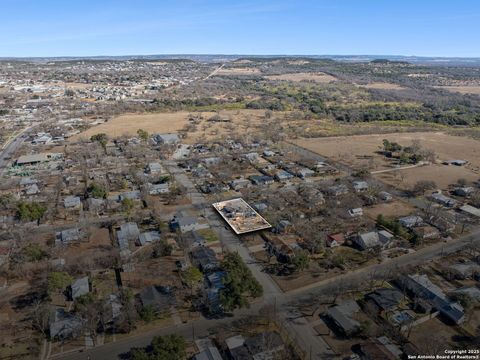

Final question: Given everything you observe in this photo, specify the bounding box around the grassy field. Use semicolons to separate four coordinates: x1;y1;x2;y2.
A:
293;131;480;190
265;72;337;83
71;109;276;144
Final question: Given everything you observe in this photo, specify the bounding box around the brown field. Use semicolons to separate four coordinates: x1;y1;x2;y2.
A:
216;67;261;75
71;109;275;144
358;82;406;90
265;72;337;83
364;200;416;219
377;163;479;190
72;112;190;140
435;85;480;95
293;131;480;190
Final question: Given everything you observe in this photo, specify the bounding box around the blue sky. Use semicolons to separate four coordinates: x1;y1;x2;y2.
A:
1;0;479;57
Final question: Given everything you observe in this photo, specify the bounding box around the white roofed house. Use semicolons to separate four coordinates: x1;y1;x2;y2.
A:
148;183;170;195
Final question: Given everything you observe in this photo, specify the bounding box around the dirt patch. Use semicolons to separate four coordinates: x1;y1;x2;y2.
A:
71;112;191;140
364;200;416;220
358;82;406;90
265;72;337;83
293;131;480;190
216;67;261;76
435;86;480;95
71;109;278;144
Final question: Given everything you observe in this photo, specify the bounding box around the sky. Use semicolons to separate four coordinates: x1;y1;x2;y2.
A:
1;0;479;57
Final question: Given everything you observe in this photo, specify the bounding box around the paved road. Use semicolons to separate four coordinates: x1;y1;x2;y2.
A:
0;126;34;176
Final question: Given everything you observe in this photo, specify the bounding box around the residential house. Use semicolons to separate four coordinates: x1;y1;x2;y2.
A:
190;246;219;272
355;230;394;250
453;187;475;197
297;167;316;179
460;205;480;218
117;222;140;250
379;191;393;202
348;208;363;217
326;233;346;247
119;190;141;201
249;175;274;186
152;133;180;145
244;152;259;162
353;180;369;193
149;183;170;195
56;228;82;246
446;262;480;280
365;288;403;312
204;271;227;315
274;170;294;182
397;274;465;325
170;213;202;233
145;162;165;174
324;300;362;337
193;346;223;360
69;276;90;300
431;192;458;208
64;196;81;209
49;308;83;340
137;231;161;246
398;215;424;229
327;184;349;197
412;226;440;241
230;178;251;191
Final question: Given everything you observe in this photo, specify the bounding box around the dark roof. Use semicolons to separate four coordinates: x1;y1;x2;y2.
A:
190;246;218;271
366;288;403;311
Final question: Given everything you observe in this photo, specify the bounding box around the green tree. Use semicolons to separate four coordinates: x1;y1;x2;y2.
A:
47;272;74;293
151;334;187;360
291;250;310;272
219;252;263;312
22;243;47;262
152;239;173;258
87;182;107;199
139;305;157;323
90;133;108;150
121;198;135;218
16;201;47;222
182;267;203;291
137;129;149;142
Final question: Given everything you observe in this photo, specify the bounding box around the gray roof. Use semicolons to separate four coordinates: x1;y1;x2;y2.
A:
193;346;223;360
325;300;361;335
117;223;140;249
366;288;403;311
64;196;81;208
49;308;83;339
399;274;465;324
398;215;424;228
71;276;89;299
57;228;81;245
138;231;161;246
